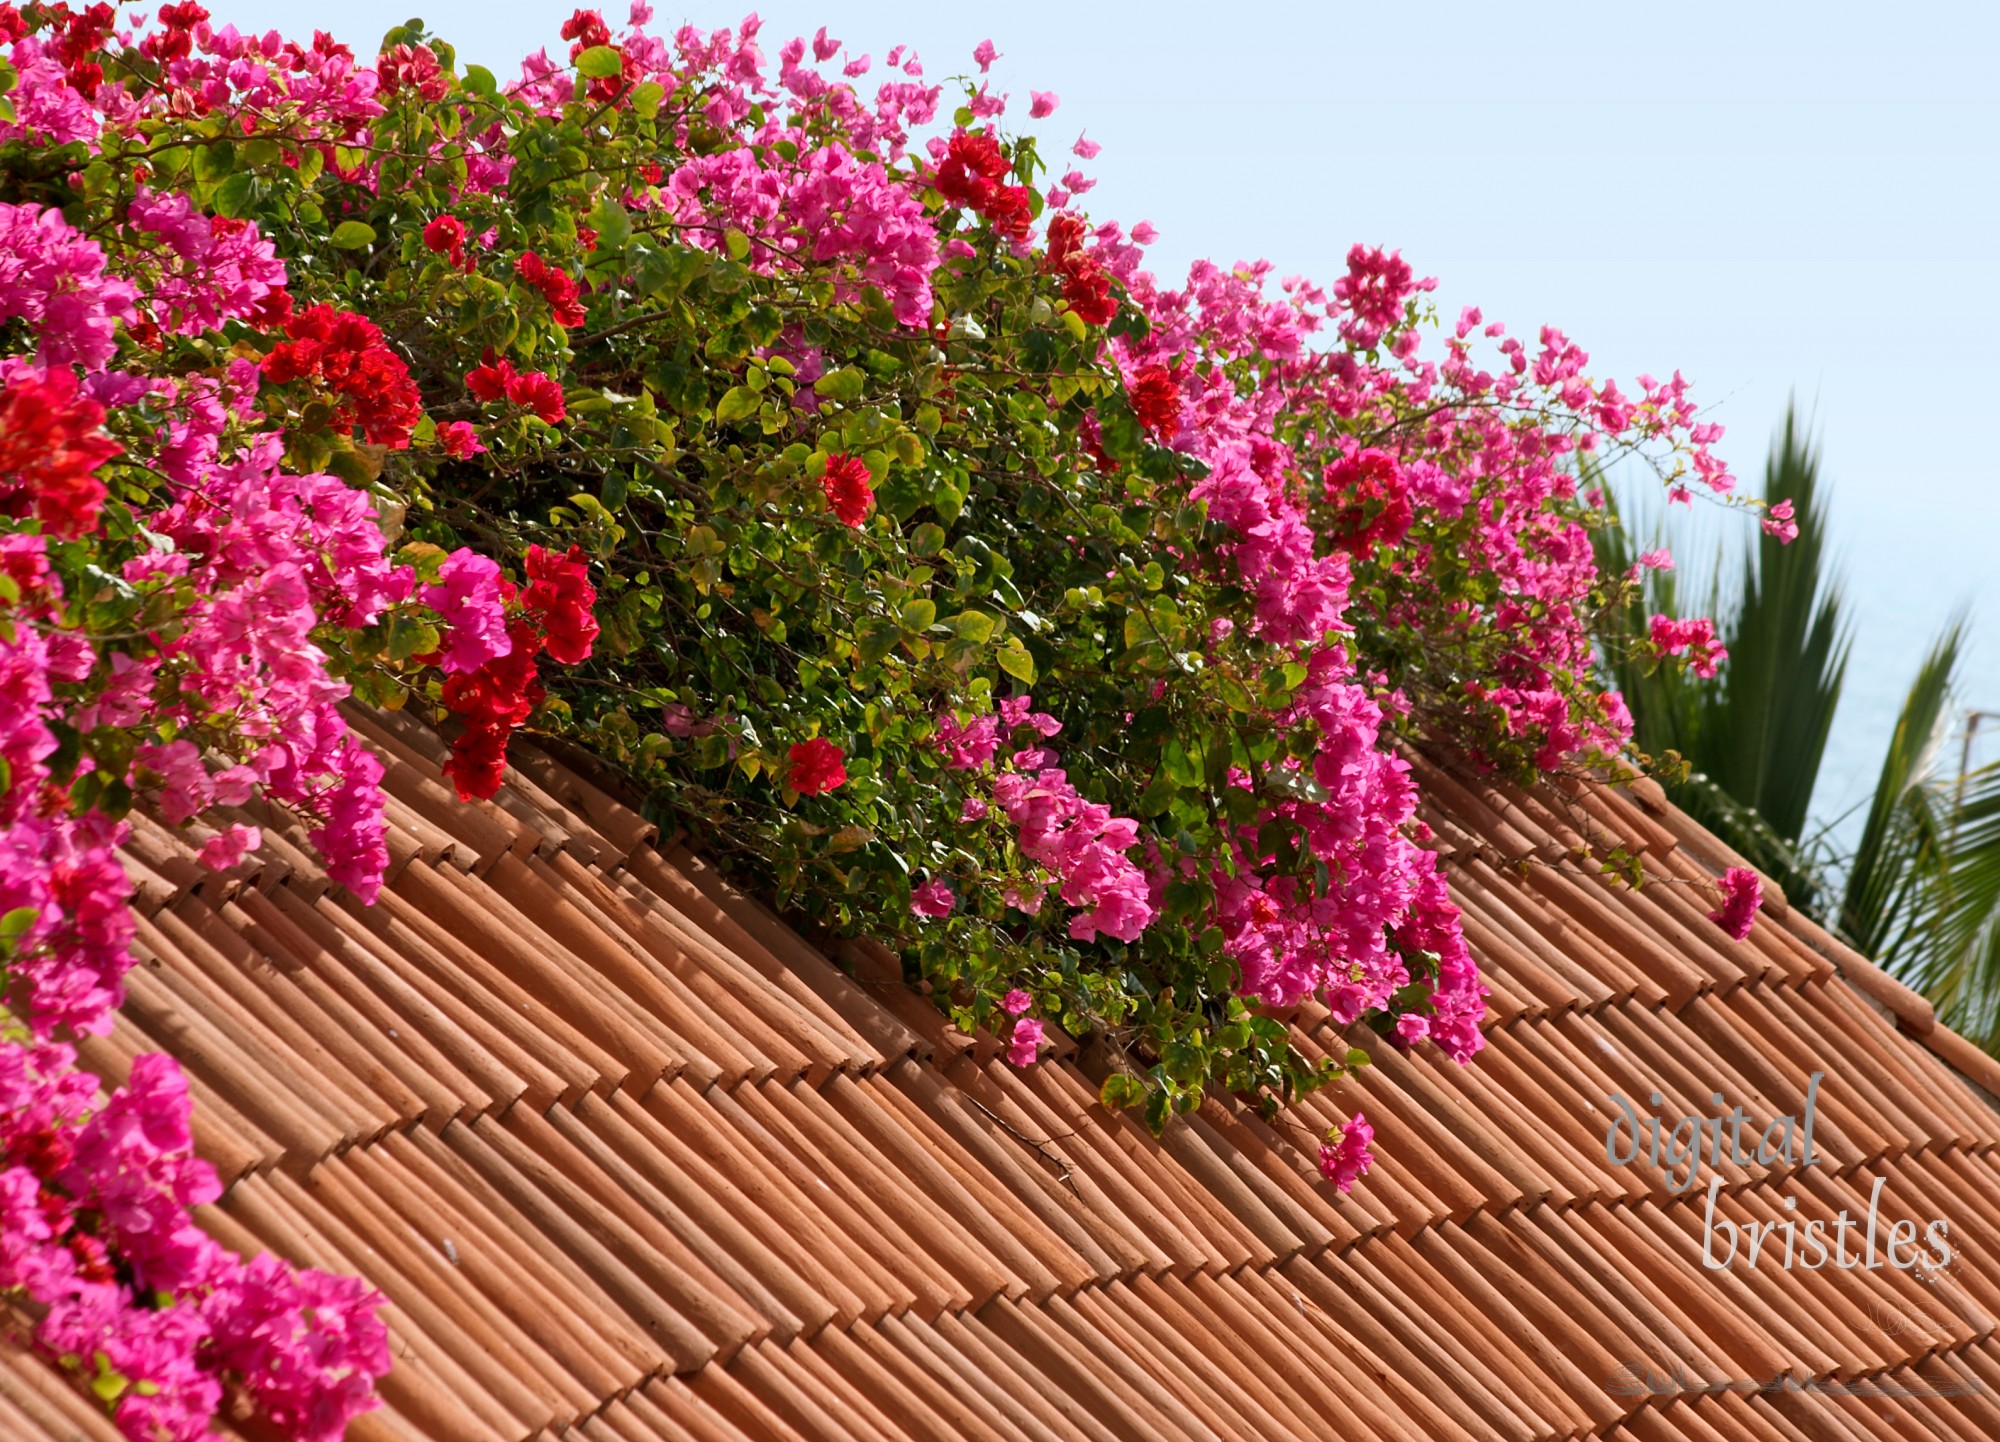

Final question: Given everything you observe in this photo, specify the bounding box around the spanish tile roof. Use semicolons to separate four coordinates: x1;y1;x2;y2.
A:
12;707;2000;1441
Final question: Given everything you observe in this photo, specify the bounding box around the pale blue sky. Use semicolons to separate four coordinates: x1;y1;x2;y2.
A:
240;0;2000;843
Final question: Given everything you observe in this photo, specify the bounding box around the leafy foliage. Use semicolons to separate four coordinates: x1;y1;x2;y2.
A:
0;5;1774;1433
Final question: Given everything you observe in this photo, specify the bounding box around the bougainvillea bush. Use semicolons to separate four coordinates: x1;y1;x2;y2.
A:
0;3;1787;1435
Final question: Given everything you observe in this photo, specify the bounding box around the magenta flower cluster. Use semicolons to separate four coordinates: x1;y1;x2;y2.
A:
942;695;1157;946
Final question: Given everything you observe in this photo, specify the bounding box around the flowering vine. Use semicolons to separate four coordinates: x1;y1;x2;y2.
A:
0;3;1785;1433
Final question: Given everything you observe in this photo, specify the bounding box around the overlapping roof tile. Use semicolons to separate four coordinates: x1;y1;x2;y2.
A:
13;708;2000;1439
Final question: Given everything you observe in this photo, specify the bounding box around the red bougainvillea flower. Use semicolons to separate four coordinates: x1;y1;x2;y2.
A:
819;453;873;527
466;357;566;425
1127;363;1181;440
982;184;1034;244
934;129;1009;208
521;543;599;665
1709;866;1762;942
465;355;513;401
261;303;423;447
422;213;468;270
558;10;636;100
787;737;847;795
377;41;449;100
515;251;586;328
441;615;545;801
1323;447;1413;557
560;7;611;49
559;6;612;61
506;369;566;425
0;367;121;537
933;128;1035;244
1318;1113;1375;1192
1044;212;1115;325
139;1;206;64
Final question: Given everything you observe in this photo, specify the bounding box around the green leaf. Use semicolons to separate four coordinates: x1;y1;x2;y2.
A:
576;45;624;79
1099;1074;1144;1110
462;63;498;96
715;386;761;424
899;599;937;632
0;905;37;943
90;1361;128;1404
385;616;441;663
951;610;997;643
329;220;377;250
210;170;257;219
631;80;666;119
857;617;901;665
812;367;866;404
629;237;704;296
587;194;632;255
997;639;1036;684
724;227;752;261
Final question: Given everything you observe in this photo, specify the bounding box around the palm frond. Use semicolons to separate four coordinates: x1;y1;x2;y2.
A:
1697;405;1850;847
1899;761;2000;1050
1596;405;1847;913
1840;619;1966;957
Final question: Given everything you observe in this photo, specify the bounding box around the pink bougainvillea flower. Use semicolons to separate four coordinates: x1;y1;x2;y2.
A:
437;420;486;458
196;824;262;871
787;737;847;795
1763;498;1799;543
421;548;512;675
973;37;998;71
1006;1016;1044;1067
910;878;956;918
1709;866;1762;941
1029;90;1058;118
1002;988;1031;1015
1649;614;1728;678
1318;1113;1375;1192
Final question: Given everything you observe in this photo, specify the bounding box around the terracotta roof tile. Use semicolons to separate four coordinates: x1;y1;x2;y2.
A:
20;717;2000;1439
